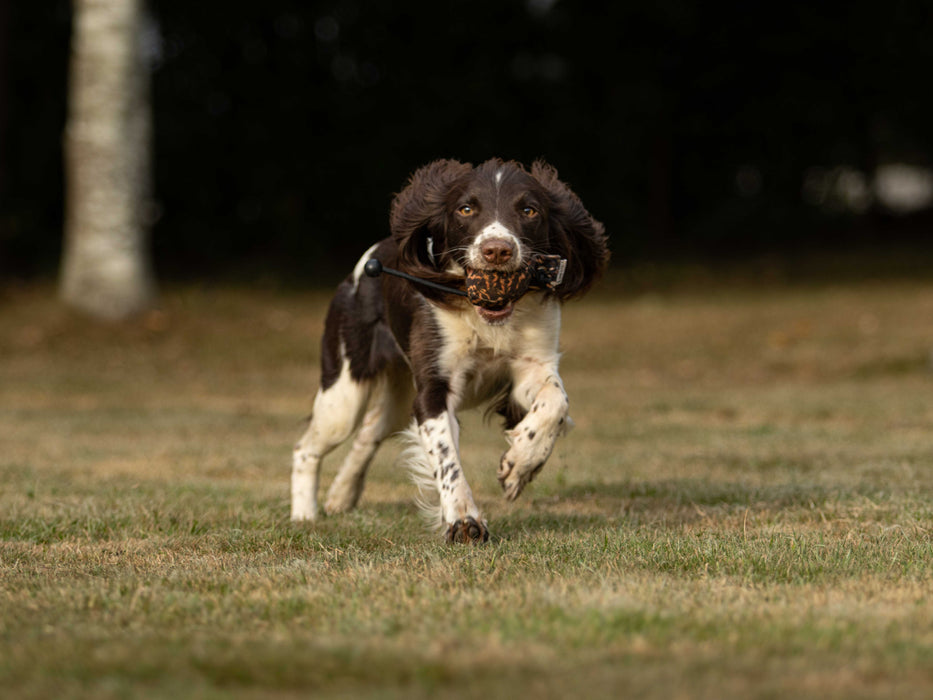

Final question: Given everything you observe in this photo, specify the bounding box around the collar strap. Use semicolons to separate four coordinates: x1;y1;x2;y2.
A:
529;254;567;289
364;254;567;310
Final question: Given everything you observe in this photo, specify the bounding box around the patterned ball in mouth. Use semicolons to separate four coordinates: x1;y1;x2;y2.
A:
464;267;533;311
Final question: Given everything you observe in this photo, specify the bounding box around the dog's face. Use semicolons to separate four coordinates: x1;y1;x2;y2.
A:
391;158;609;322
446;161;548;275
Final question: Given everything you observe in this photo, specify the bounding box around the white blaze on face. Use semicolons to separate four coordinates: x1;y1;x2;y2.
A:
467;221;523;271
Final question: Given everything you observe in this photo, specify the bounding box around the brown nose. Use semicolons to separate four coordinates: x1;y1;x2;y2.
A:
481;238;514;266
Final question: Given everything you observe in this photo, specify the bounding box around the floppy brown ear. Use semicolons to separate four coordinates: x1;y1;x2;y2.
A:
531;160;609;300
390;159;473;277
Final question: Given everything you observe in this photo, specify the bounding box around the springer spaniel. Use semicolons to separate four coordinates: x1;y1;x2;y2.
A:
291;158;609;543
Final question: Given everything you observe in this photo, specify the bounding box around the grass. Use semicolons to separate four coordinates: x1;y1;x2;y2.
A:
2;271;933;698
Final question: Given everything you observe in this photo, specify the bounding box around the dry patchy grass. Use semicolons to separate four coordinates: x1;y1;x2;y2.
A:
1;274;933;699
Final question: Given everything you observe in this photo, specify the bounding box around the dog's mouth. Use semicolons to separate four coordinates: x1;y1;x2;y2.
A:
463;266;531;325
474;302;515;325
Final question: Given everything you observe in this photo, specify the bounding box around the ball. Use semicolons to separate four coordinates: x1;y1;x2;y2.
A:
465;267;532;309
363;258;383;277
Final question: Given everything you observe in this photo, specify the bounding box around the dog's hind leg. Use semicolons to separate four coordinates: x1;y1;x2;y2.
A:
291;358;372;522
325;364;413;514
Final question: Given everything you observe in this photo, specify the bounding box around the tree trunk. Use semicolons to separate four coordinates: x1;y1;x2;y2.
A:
61;0;156;320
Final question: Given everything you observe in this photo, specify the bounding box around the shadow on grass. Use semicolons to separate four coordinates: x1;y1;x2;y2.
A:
491;478;844;540
326;477;859;544
560;478;834;508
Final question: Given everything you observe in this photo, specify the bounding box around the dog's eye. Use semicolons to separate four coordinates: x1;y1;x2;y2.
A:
457;205;475;216
521;206;538;219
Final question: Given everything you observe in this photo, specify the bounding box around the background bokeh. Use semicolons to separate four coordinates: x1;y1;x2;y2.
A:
2;0;931;281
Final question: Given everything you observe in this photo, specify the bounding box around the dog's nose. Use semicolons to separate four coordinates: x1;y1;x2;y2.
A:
481;238;514;266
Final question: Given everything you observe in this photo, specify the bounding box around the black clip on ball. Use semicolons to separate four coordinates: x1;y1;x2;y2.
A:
363;258;467;297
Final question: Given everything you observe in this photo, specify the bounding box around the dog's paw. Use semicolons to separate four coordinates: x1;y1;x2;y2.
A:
323;495;354;516
290;507;319;523
324;477;364;515
498;455;544;501
445;516;490;544
497;416;568;500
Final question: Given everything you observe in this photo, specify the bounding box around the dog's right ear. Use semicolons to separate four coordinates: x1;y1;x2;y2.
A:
391;159;472;274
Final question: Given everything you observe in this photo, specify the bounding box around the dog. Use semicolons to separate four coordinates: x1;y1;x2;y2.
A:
291;158;609;543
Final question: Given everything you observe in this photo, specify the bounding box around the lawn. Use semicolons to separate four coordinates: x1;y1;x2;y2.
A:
2;268;932;699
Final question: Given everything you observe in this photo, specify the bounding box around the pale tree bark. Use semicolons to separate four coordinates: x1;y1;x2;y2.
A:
61;0;156;320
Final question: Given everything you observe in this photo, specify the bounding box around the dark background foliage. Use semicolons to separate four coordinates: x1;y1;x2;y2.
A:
1;0;931;281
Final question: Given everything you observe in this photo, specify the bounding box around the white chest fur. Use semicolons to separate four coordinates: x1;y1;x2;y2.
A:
428;295;562;409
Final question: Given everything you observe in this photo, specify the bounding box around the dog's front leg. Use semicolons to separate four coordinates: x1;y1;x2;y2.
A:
498;363;571;501
416;391;489;544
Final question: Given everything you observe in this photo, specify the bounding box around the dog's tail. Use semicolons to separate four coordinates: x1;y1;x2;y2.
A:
398;420;444;531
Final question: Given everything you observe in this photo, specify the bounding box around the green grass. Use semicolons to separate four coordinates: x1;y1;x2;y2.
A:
2;276;933;698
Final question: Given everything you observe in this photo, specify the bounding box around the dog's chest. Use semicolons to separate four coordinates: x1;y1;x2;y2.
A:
428;298;562;399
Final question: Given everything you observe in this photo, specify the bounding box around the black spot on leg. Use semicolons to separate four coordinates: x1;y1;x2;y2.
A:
437;442;450;458
527;429;536;439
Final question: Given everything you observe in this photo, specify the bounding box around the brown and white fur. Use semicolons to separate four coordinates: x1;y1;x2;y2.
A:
291;158;609;543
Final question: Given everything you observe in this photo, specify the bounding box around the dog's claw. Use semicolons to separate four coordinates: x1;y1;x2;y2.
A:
498;455;522;500
498;454;544;502
445;516;490;544
497;456;514;483
501;473;530;502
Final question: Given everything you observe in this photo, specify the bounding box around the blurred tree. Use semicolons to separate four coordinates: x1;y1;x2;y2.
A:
60;0;155;319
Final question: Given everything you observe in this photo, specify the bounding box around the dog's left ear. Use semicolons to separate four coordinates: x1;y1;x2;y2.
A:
531;160;610;300
390;159;473;276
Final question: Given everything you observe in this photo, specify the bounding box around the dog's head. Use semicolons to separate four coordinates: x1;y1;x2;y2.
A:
390;158;609;323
